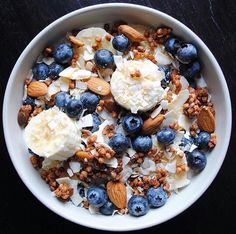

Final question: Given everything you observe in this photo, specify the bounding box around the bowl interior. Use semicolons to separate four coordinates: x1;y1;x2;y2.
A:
3;3;231;231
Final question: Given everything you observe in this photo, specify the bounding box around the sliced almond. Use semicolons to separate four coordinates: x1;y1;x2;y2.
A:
107;181;127;209
118;25;145;42
87;77;110;96
142;114;165;135
27;81;48;97
197;108;215;133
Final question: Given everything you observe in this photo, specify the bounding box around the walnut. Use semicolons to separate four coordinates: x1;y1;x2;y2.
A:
171;70;182;94
30;155;41;169
18;105;33;127
102;124;115;138
54;183;73;200
189;122;199;137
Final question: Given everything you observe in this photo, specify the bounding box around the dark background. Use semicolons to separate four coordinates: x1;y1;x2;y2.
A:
0;0;235;233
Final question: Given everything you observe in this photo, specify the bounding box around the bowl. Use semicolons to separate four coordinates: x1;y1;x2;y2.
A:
2;3;232;231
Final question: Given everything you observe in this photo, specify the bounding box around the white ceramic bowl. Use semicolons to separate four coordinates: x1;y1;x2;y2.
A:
3;3;232;231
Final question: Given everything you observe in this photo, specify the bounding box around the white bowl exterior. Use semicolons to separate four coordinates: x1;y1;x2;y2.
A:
3;3;232;231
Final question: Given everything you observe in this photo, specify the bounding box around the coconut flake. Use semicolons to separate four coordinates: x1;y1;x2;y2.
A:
168;89;189;112
58;77;69;92
196;75;207;88
113;55;123;71
42;57;55;65
121;166;133;183
76;81;87;90
178;113;192;130
69;161;81;173
165;160;176;173
179;76;189;90
155;47;173;65
67;168;74;177
70;192;83;206
150;105;162;119
104;157;118;168
77;114;93;128
122;156;130;166
93;119;112;143
42;159;61;170
71;70;91;80
59;66;77;78
160;99;168;110
89;205;100;214
162;110;178;127
127;148;136;157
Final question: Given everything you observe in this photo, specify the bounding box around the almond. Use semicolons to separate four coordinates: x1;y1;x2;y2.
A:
197;108;215;133
107;181;127;209
118;25;145;42
87;77;110;96
27;81;48;97
142;114;165;135
18;105;32;127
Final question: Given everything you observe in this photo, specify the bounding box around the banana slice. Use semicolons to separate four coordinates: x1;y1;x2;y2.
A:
24;107;81;160
110;59;165;113
76;27;116;61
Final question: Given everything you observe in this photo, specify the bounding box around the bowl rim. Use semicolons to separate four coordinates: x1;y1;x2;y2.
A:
2;3;232;231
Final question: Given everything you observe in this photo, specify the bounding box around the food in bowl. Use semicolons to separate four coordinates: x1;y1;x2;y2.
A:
17;21;217;217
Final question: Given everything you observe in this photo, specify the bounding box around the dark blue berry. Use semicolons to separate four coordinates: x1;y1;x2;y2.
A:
179;61;201;79
157;128;176;145
53;44;73;64
159;65;171;88
77;185;85;198
80;92;100;114
66;98;83;118
187;149;207;172
23;96;35;107
122;114;143;134
87;186;108;208
181;137;194;152
147;187;167;208
112;34;130;52
91;113;101;132
176;43;198;64
32;63;50;80
164;37;181;55
128;196;149;217
99;201;115;216
132;135;152;153
195;131;211;148
54;92;71;108
49;63;64;80
94;49;114;68
108;133;129;155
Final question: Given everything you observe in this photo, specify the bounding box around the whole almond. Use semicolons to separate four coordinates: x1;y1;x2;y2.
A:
107;181;127;209
27;81;48;97
142;114;165;135
118;25;145;42
18;105;32;127
87;77;110;96
197;108;215;133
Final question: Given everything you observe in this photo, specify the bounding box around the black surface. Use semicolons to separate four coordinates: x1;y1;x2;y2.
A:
0;0;235;233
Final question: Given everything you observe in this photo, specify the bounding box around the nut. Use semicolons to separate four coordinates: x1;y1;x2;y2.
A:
197;107;215;133
75;150;93;159
142;114;165;135
107;181;127;209
68;35;84;47
27;81;48;97
18;105;32;127
118;25;145;42
87;77;110;96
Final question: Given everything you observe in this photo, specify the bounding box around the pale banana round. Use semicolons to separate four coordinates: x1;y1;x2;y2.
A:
24;107;81;160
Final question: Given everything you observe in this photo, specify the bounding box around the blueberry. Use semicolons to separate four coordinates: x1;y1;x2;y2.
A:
99;201;115;216
54;92;71;108
53;43;73;64
176;43;198;64
132;135;152;153
80;92;100;113
187;149;207;172
181;137;194;152
164;37;181;55
23;96;35;107
159;65;171;88
49;63;64;80
108;133;129;155
66;98;83;118
94;49;114;68
77;185;85;198
91;113;101;132
87;186;108;208
147;187;167;208
179;60;201;79
112;34;130;52
195;131;211;148
122;114;143;134
157;128;176;145
32;63;50;80
128;196;149;217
